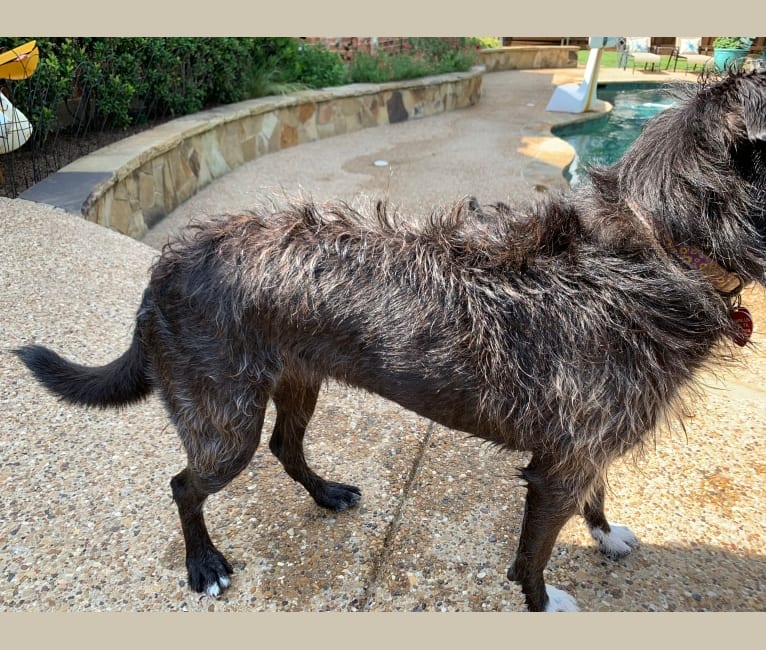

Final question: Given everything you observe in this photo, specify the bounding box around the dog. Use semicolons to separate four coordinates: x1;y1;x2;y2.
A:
15;70;766;611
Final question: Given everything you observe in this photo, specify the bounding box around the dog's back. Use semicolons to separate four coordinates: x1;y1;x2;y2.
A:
144;196;729;463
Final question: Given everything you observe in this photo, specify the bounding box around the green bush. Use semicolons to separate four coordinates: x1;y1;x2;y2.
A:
76;39;141;128
712;37;753;49
348;50;428;83
274;40;348;88
468;36;502;49
348;37;477;83
0;37;309;134
408;37;478;73
0;37;477;142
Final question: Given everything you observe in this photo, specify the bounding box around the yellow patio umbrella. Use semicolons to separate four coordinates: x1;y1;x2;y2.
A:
0;40;39;80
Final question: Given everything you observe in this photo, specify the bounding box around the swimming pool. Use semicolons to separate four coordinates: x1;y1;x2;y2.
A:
552;83;680;186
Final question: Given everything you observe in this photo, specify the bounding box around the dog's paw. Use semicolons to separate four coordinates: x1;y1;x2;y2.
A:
187;547;234;597
543;585;579;612
313;481;362;512
589;522;639;560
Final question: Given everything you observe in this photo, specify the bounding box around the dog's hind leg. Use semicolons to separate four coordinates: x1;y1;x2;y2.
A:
171;405;266;597
269;377;361;511
583;479;639;560
507;454;585;612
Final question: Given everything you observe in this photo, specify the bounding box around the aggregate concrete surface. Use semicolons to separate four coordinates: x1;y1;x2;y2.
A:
2;69;765;612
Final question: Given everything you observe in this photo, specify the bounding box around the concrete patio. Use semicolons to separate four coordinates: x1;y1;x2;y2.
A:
2;65;765;612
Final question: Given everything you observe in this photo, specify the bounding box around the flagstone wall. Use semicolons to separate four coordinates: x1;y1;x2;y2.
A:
478;46;579;71
28;67;483;239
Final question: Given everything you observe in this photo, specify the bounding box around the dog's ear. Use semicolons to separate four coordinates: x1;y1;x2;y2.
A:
741;77;766;141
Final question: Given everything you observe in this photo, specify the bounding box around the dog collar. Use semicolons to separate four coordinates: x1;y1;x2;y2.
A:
626;199;745;296
666;240;744;297
665;239;752;346
626;199;752;345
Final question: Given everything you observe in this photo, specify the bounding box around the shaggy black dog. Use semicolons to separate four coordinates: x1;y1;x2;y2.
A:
16;70;766;611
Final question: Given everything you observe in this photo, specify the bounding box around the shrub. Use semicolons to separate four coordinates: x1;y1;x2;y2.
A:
274;40;348;88
0;36;476;143
348;50;428;83
712;37;753;49
76;39;142;128
0;37;305;136
408;37;478;74
348;37;477;83
468;36;502;49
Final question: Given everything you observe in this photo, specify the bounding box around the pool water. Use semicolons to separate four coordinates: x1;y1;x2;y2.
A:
553;84;679;186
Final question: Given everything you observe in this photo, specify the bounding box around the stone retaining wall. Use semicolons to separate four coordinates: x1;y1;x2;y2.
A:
478;46;579;72
22;67;483;239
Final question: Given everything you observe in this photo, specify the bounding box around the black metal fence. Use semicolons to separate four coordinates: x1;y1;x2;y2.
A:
0;85;170;199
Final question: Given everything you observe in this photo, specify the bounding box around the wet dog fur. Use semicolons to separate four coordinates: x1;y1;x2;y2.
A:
15;70;766;611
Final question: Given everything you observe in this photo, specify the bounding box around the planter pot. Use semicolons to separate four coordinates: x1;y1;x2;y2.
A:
713;47;749;72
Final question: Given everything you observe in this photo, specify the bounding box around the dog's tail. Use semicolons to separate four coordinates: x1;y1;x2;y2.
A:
14;291;153;409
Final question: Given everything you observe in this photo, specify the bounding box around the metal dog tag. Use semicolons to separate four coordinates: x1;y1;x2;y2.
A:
730;306;753;346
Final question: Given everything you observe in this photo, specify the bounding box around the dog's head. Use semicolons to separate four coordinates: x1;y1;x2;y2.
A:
699;68;766;187
595;70;766;284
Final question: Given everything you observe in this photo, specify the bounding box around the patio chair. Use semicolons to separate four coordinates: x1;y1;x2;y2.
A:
670;37;713;73
623;37;662;73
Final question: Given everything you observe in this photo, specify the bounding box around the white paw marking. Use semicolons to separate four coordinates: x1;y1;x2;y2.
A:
543;585;579;612
590;522;639;558
204;573;230;597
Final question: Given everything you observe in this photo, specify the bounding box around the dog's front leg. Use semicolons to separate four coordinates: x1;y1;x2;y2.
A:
507;454;581;612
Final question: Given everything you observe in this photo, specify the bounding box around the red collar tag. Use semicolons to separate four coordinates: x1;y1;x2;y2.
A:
730;306;753;346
